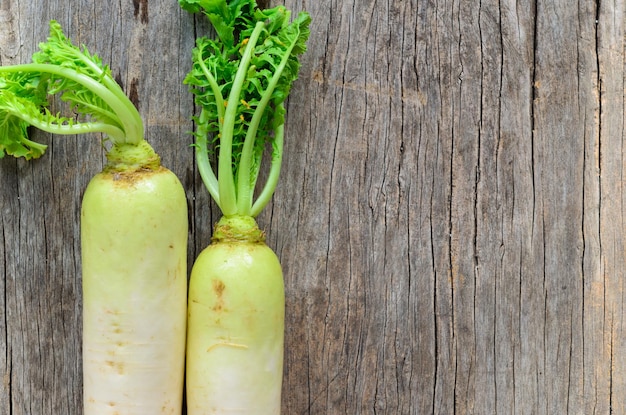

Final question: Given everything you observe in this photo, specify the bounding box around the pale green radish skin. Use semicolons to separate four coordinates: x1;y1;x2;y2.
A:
81;147;188;415
186;215;284;414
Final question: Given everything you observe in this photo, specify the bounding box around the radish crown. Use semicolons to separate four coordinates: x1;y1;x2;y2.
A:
0;21;146;162
181;0;310;217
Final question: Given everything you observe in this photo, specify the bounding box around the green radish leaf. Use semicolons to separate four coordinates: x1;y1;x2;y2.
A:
0;20;144;160
181;0;310;216
0;72;50;159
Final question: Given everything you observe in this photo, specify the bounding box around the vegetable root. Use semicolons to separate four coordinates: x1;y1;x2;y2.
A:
178;1;310;412
0;22;190;414
81;166;188;415
186;216;284;414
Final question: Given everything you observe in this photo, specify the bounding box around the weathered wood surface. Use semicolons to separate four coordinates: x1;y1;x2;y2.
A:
1;0;624;413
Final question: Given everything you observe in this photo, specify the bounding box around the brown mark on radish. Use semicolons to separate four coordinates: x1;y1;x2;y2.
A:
212;279;225;311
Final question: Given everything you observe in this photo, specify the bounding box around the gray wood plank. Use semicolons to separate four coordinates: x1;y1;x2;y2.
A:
1;0;624;413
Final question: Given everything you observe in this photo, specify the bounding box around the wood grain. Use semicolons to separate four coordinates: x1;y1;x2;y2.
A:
1;0;624;413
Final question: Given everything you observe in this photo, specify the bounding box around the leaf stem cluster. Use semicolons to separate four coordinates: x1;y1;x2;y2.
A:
0;21;144;160
181;0;310;218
